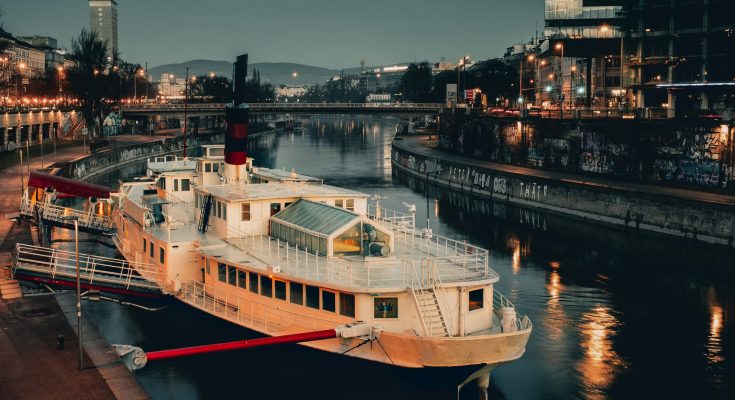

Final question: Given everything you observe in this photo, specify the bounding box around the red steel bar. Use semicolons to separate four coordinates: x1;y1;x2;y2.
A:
27;171;116;199
146;329;337;362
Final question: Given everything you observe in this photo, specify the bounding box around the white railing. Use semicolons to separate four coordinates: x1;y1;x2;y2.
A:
366;205;415;234
13;243;164;292
124;103;444;112
178;277;339;334
20;199;113;233
492;290;532;332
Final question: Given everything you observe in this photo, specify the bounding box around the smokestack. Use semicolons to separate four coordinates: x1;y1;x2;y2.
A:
224;54;249;181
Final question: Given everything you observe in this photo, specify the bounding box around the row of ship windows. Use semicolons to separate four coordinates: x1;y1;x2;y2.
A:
158;178;190;192
142;238;165;264
208;261;403;320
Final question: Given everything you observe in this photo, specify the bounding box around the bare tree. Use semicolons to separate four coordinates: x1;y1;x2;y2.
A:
66;29;114;138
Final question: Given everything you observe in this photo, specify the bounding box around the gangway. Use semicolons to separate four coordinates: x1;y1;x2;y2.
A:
20;198;114;234
12;243;165;297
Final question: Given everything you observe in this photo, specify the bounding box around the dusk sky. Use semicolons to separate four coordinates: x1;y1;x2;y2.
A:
2;0;542;68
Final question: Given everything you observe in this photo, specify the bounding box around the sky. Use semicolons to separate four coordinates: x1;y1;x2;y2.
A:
1;0;543;69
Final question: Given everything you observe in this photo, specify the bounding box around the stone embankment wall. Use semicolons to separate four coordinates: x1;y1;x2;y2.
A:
393;141;735;248
65;133;224;181
439;113;734;191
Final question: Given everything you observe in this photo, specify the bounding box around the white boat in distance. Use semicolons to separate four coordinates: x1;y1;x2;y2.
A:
110;54;531;393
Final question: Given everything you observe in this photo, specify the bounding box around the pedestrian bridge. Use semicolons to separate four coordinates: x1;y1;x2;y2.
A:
20;199;114;234
12;243;164;297
122;102;443;118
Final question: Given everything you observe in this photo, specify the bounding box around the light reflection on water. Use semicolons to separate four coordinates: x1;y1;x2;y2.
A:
48;115;735;400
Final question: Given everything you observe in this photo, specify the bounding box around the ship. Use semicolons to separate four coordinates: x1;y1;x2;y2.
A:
110;54;532;394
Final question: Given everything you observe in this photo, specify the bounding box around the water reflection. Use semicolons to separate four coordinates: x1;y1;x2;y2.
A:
576;306;626;399
43;115;735;400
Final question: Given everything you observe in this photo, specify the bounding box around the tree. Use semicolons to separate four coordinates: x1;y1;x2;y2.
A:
399;62;433;102
0;7;18;97
66;29;114;138
242;69;275;103
191;75;232;103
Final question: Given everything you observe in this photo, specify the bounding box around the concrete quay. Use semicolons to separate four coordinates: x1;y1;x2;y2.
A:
0;133;186;399
392;135;735;248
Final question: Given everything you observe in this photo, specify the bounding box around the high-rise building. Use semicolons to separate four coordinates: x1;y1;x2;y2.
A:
89;0;118;62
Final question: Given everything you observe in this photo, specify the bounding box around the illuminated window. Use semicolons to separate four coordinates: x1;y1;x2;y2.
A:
469;289;484;311
335;199;343;208
346;199;354;211
374;297;398;318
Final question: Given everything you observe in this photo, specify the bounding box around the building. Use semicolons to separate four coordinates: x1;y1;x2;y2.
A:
157;74;186;100
360;65;408;93
276;85;307;99
89;0;118;61
539;0;735;116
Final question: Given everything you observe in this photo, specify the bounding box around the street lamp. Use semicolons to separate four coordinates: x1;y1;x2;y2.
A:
555;43;564;114
62;215;83;371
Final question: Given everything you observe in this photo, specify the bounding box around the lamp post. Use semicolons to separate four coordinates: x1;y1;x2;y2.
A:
555;43;564;116
63;216;83;371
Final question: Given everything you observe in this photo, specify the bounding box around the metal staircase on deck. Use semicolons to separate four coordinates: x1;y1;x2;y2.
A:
198;194;213;232
410;259;450;337
413;288;449;337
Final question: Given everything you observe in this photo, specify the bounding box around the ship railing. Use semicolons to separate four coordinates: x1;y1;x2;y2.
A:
111;233;169;289
366;205;415;234
178;277;340;334
13;243;164;291
20;198;113;232
492;290;532;332
408;233;491;281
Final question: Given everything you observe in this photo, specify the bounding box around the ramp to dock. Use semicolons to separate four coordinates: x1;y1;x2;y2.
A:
20;199;113;234
12;243;164;297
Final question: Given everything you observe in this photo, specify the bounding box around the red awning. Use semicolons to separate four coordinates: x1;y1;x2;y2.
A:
27;172;116;199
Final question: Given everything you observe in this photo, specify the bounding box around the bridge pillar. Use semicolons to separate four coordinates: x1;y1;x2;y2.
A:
20;125;28;144
31;124;40;144
42;123;50;141
192;117;200;135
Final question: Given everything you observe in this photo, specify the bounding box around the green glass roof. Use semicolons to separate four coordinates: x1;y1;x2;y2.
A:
271;199;359;236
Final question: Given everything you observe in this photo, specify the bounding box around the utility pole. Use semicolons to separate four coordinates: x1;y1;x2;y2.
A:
183;67;189;158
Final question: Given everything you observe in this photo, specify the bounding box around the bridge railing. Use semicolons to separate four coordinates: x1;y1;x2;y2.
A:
123;103;444;112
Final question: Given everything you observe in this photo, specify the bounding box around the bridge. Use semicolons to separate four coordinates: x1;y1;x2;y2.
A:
121;102;443;122
12;243;165;297
20;198;114;234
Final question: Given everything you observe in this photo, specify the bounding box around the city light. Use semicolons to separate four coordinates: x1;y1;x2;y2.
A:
545;85;553;92
292;72;298;78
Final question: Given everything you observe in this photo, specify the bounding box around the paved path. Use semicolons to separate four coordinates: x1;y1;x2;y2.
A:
0;134;172;400
394;135;735;208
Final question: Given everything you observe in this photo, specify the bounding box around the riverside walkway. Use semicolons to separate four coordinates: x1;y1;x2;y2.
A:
0;133;178;400
394;135;735;208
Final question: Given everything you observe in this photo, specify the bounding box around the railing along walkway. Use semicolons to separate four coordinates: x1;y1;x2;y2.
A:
13;243;164;293
20;199;113;233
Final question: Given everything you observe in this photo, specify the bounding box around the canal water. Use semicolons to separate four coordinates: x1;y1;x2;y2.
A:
53;115;734;399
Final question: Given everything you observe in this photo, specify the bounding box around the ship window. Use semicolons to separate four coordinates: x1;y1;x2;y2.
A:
205;163;212;173
173;179;179;192
270;203;281;216
260;275;273;297
333;223;361;257
284;202;293;208
182;179;190;191
274;280;286;301
218;263;227;283
469;289;484;311
149;243;154;258
222;203;227;220
335;199;343;208
322;291;336;313
205;259;210;275
227;266;237;286
374;298;398;318
213;163;219;173
305;285;319;309
290;282;304;305
159;247;165;264
339;293;355;318
241;203;251;221
237;270;247;289
216;202;222;218
249;272;259;294
346;199;355;211
143;238;146;252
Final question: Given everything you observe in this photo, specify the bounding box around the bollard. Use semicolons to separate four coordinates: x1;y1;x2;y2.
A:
57;334;65;350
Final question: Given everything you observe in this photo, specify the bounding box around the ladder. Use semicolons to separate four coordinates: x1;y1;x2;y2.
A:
198;194;213;232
